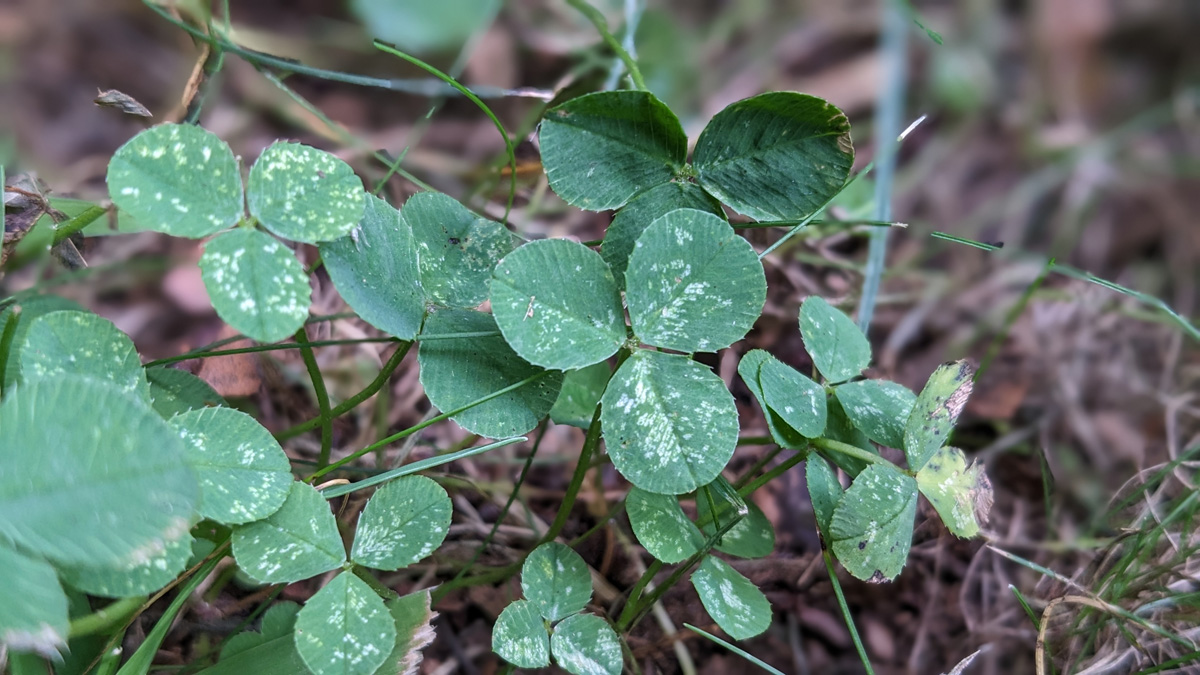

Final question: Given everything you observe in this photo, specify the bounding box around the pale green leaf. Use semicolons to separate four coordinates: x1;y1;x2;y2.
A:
625;487;703;564
736;350;807;450
320;193;425;340
521;542;592;622
600;350;738;495
106;123;242;238
171;407;293;525
538;90;686;211
17;310;148;399
492;600;550;669
199;228;311;343
491;239;625;370
758;355;826;438
915;447;993;538
294;573;396;675
550;613;622;675
376;590;438;675
549;362;610;429
834;379;915;449
248;142;365;244
798;296;871;383
693;92;854;221
145;367;225;418
219;602;300;660
0;542;68;658
829;464;918;582
626;209;766;353
0;376;196;567
417;309;562;438
405;191;512;308
601;182;724;288
350;0;500;54
351;475;452;571
231;482;345;584
58;534;193;598
204;604;307;675
691;556;771;640
806;456;842;536
904;360;975;471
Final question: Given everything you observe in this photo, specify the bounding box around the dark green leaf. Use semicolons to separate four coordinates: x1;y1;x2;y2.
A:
550;613;622;675
903;360;974;471
758;356;827;438
351;475;452;571
405;191;511;308
798;296;871;383
834;379;915;449
522;542;591;622
146;367;225;418
1;295;86;392
698;498;775;559
0;376;196;567
417;309;562;438
693;92;854;221
829;464;918;582
549;362;610;429
691;555;771;640
171;407;293;525
492;600;550;669
199;228;311;343
294;572;396;675
601;182;724;289
321;193;425;340
736;350;807;450
625;488;703;563
491;239;625;370
626;209;765;353
231;482;345;584
248;142;365;244
106;123;242;238
538;91;686;210
601;350;738;495
806;456;842;536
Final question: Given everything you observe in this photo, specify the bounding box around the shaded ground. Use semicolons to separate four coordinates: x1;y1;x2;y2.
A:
3;1;1199;673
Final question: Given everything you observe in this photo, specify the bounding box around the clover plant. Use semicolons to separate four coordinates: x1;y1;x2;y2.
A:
0;80;993;675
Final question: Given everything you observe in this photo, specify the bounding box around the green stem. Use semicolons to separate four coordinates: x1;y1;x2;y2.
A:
294;328;334;469
277;341;411;441
857;0;910;335
306;370;556;483
976;257;1055;382
432;561;522;602
539;401;604;545
614;560;662;629
733;445;785;490
143;337;396;367
141;2;551;100
51;205;108;246
810;437;899;472
822;546;876;675
0;306;20;399
372;41;518;224
737;449;808;496
565;0;647;91
443;423;547;591
68;595;146;639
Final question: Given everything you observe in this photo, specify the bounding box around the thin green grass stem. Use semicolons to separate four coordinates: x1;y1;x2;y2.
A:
143;336;397;368
976;257;1055;382
372;41;519;224
822;547;876;675
684;624;785;674
566;0;647;91
540;402;604;545
306;369;555;483
294;327;334;469
277;341;411;440
320;436;525;499
857;0;910;335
